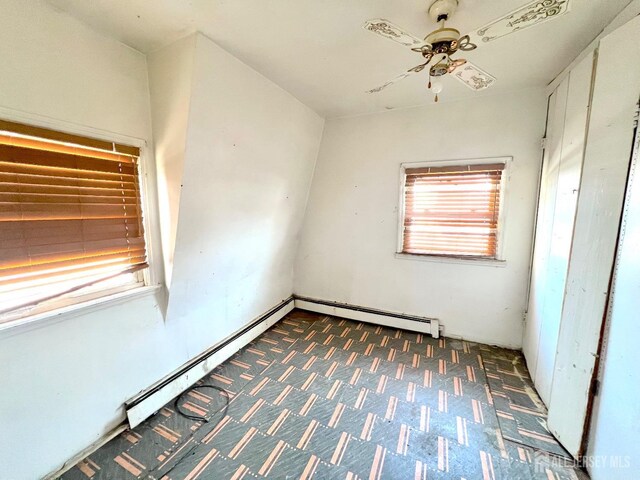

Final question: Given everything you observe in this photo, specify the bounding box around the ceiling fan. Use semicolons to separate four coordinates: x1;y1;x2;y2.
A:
364;0;570;101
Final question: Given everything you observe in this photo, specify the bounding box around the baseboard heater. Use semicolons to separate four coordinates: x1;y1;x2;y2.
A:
125;296;294;428
294;295;440;338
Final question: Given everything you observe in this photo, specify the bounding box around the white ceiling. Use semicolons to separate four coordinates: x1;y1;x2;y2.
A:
47;0;630;118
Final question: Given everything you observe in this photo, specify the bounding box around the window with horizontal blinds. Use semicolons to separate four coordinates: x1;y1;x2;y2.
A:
401;162;505;258
0;123;148;299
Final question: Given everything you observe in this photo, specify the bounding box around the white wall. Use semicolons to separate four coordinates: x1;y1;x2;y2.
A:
163;33;324;359
0;6;323;479
295;89;546;347
0;1;150;139
0;3;178;479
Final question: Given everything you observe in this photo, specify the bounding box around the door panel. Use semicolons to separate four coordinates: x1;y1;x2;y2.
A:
522;81;567;383
548;16;640;457
534;54;594;403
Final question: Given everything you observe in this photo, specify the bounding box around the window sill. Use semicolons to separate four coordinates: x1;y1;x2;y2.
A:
394;252;507;267
0;284;162;337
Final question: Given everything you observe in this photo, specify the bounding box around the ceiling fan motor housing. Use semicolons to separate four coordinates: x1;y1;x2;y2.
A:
425;27;461;54
428;0;458;23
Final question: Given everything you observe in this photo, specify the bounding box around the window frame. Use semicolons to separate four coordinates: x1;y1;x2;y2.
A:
396;156;511;264
0;110;161;329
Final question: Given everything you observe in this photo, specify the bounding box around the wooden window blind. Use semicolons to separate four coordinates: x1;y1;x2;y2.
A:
0;121;148;290
402;163;505;258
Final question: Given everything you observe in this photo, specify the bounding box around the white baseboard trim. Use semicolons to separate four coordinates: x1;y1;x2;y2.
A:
125;297;294;428
46;297;294;479
45;424;128;480
294;296;440;338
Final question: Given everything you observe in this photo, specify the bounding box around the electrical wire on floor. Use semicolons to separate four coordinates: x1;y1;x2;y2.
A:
148;385;231;479
173;383;230;423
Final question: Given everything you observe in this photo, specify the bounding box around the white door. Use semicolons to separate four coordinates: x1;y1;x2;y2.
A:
534;54;594;403
522;80;566;394
523;53;593;405
548;16;640;457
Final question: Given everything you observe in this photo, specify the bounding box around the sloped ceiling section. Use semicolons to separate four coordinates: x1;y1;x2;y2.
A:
47;0;631;117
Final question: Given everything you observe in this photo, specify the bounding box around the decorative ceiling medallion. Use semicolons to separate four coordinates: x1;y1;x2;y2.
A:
454;63;496;91
363;19;424;47
475;0;570;43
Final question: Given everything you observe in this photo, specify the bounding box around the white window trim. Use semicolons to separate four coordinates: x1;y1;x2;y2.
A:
396;156;512;264
0;285;161;336
0;106;164;330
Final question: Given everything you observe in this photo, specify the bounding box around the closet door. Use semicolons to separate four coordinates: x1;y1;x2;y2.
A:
522;79;567;393
548;16;640;457
523;53;593;405
535;54;594;403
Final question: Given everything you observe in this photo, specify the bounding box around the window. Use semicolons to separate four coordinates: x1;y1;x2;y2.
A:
0;119;148;320
399;160;506;259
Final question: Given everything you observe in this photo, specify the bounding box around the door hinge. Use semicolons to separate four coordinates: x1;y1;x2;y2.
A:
541;136;547;149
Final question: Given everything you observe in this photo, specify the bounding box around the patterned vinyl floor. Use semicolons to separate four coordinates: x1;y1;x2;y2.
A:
62;310;587;480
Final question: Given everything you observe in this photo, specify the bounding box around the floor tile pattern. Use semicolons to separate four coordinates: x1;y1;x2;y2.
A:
480;345;570;458
62;310;586;480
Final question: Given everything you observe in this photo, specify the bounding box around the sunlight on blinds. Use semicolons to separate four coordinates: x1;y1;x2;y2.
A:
402;163;505;257
0;124;148;295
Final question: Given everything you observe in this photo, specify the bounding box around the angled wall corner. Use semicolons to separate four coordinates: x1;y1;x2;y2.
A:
147;34;198;289
156;33;324;354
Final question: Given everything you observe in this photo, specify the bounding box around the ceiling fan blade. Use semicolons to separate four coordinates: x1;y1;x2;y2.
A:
363;18;426;49
366;53;449;94
451;62;496;91
366;71;415;94
469;0;570;44
365;61;431;94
